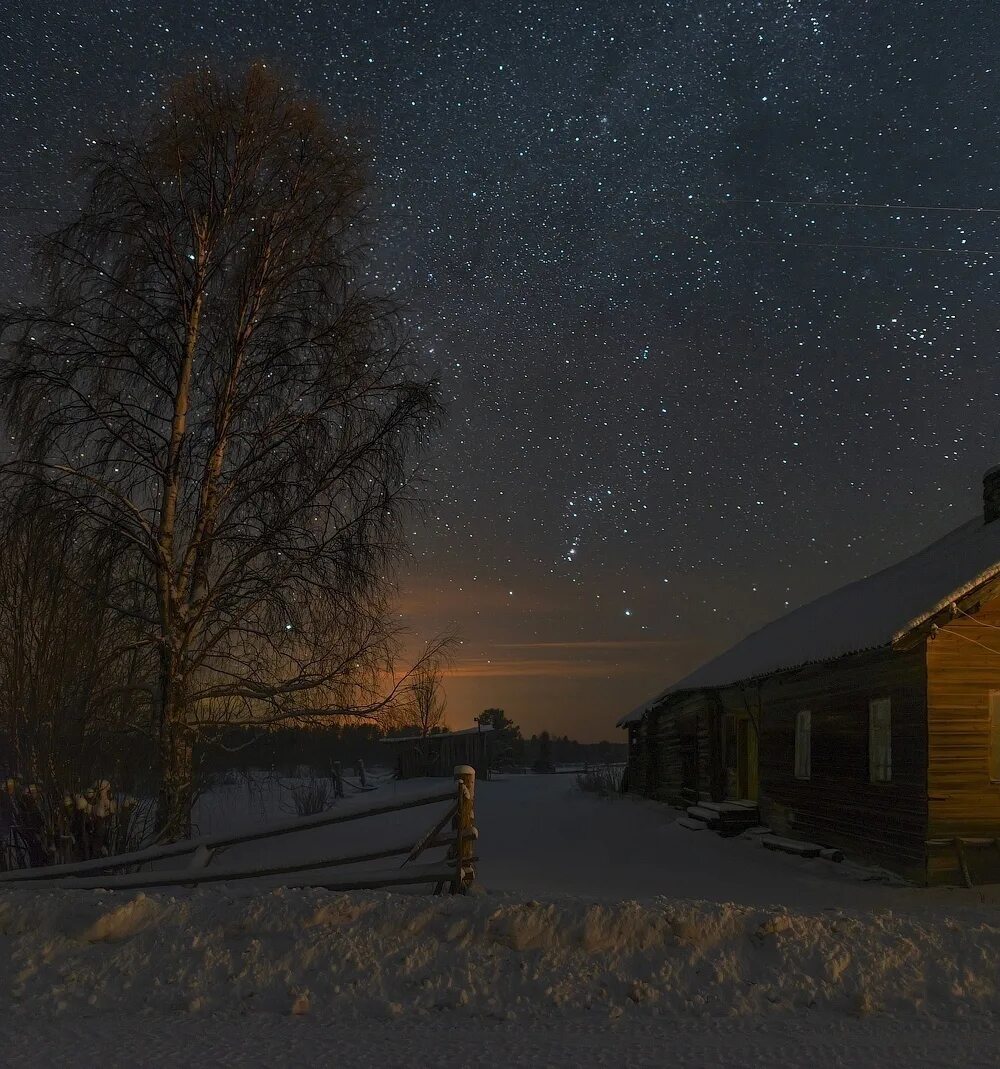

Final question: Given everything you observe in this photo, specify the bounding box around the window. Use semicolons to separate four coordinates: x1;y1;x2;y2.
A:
869;698;892;783
794;710;811;780
990;692;1000;783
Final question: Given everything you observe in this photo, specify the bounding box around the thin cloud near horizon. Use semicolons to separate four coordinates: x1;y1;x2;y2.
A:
443;647;709;680
443;659;630;679
493;638;702;651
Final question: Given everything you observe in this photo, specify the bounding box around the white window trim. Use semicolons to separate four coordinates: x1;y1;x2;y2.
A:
869;697;892;784
794;709;811;780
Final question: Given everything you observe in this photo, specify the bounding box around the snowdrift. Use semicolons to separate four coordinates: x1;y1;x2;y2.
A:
2;887;999;1023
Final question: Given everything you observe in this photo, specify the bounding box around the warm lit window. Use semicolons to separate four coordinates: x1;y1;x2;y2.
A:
869;698;892;783
990;692;1000;783
794;710;811;780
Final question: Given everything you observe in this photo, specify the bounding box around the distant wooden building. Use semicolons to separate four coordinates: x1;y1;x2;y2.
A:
381;725;493;779
621;468;1000;886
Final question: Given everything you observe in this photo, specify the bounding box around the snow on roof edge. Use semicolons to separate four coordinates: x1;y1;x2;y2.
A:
889;560;1000;643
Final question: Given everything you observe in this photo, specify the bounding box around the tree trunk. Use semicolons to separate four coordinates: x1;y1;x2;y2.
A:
154;651;193;841
156;723;193;842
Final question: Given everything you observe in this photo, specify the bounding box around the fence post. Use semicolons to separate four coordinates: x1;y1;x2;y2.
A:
451;765;476;893
332;762;345;799
356;758;367;788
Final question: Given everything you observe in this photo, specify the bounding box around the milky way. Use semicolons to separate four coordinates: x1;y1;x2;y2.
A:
2;2;999;738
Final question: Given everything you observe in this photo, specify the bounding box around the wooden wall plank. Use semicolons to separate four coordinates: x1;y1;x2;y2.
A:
741;646;928;876
926;593;1000;882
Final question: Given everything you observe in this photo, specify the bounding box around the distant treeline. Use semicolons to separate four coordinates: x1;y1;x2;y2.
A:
195;723;386;778
193;724;626;779
517;733;626;768
1;721;626;790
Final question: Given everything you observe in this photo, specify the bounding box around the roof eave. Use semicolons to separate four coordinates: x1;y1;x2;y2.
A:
891;567;1000;650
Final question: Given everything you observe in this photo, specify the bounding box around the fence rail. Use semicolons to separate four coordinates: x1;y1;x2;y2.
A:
926;835;1000;888
0;767;478;895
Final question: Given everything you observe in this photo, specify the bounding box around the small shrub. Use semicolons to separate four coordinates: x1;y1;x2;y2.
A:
288;778;332;816
0;778;152;871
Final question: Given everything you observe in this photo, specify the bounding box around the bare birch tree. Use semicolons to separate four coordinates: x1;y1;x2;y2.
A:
0;65;441;838
408;662;448;739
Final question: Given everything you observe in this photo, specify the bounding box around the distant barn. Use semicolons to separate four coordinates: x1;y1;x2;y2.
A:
381;725;493;779
620;468;1000;886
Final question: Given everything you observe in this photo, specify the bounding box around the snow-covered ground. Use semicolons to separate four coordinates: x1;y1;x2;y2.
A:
201;770;1000;913
3;773;1000;1067
474;775;1000;913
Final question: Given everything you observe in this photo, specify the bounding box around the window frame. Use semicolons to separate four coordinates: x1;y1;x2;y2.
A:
868;697;892;784
794;709;811;781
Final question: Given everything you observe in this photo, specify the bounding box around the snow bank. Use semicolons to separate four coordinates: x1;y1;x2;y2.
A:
2;887;999;1024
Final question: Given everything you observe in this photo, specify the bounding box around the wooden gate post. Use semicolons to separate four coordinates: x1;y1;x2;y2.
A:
332;762;345;799
452;765;476;893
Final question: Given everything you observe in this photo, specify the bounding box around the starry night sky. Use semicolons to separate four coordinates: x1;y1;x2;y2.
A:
2;2;999;740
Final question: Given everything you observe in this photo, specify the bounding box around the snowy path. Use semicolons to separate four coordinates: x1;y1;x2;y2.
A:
474;774;991;913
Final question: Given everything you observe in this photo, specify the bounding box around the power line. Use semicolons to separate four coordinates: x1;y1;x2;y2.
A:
2;196;1000;220
681;195;1000;215
3;195;1000;216
680;234;995;257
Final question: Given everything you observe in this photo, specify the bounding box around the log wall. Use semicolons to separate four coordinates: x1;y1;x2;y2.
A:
745;646;928;879
926;592;1000;884
642;691;721;806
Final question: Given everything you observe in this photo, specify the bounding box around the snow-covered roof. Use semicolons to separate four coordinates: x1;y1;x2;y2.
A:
618;513;1000;727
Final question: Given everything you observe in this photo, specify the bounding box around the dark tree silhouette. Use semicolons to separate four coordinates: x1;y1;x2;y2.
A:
0;490;146;788
478;707;524;766
0;65;441;838
534;730;555;773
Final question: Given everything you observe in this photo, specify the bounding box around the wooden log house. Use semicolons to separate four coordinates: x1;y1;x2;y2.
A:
620;468;1000;885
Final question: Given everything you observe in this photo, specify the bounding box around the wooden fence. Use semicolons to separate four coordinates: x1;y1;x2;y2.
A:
927;835;1000;888
0;766;478;895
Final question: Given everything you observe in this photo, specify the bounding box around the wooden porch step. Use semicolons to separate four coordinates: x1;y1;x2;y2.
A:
676;817;708;831
703;801;761;836
761;835;822;859
686;805;720;825
699;801;758;816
